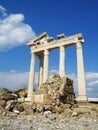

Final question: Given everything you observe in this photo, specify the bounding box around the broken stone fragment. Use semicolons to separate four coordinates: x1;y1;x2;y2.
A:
13;110;20;114
13;104;24;113
72;111;78;117
0;100;6;108
0;88;17;101
5;100;17;111
16;86;27;98
44;110;52;118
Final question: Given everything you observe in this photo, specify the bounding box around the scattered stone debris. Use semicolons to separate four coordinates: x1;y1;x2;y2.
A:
0;75;76;115
0;86;28;113
0;75;98;130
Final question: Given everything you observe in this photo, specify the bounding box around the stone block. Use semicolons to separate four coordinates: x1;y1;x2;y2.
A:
32;94;45;103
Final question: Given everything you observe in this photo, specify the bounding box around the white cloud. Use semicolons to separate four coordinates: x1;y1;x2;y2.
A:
87;80;98;87
86;88;93;92
0;5;7;16
68;72;98;89
0;5;36;51
49;69;59;75
85;72;98;87
0;70;39;90
85;72;98;80
85;72;98;97
0;71;29;90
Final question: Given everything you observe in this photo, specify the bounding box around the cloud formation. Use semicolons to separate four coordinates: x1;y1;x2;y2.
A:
0;5;7;16
0;71;29;90
0;70;39;90
85;72;98;80
85;72;98;87
0;5;36;51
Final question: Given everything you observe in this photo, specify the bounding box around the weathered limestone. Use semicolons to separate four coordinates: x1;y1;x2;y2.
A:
32;94;45;103
27;53;36;100
43;49;49;83
32;74;75;104
76;42;87;102
57;34;66;39
59;46;65;77
27;32;88;102
38;54;44;87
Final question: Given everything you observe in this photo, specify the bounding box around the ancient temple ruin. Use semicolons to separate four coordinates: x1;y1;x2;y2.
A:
27;32;88;102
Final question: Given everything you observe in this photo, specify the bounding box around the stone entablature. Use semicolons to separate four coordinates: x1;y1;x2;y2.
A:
27;32;88;102
28;33;84;53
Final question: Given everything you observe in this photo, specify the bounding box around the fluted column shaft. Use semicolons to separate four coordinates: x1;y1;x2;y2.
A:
27;53;35;99
76;42;87;101
39;54;44;87
43;49;49;83
59;46;65;77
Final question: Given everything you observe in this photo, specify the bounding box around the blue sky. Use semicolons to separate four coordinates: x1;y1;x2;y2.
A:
0;0;98;97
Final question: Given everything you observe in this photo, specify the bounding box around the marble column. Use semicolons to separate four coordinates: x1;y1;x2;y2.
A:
27;52;36;100
76;42;87;102
59;46;65;77
43;49;49;83
39;54;44;87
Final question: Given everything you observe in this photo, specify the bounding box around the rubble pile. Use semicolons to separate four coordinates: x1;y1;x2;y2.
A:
31;74;76;114
37;74;75;104
0;75;76;115
0;87;28;113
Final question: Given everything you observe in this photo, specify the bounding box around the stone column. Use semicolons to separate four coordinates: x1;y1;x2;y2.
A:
43;49;49;83
76;42;87;102
27;52;36;100
59;46;65;77
39;54;44;87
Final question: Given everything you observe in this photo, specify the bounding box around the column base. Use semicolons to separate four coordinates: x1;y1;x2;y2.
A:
60;74;65;78
76;95;88;103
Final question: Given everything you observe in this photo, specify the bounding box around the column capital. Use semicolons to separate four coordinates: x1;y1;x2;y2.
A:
31;53;36;59
44;49;49;55
76;42;82;49
60;46;65;52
